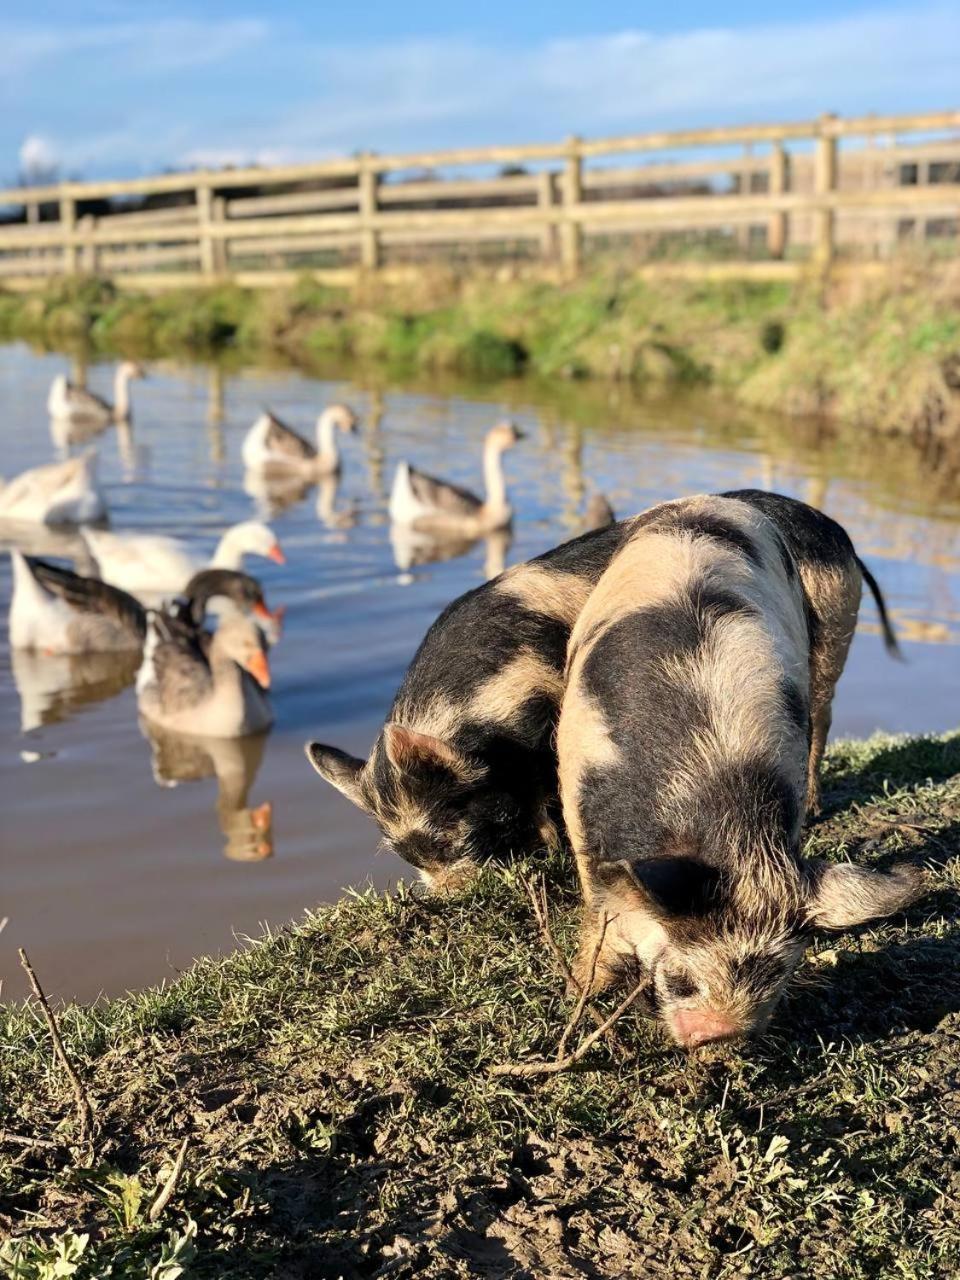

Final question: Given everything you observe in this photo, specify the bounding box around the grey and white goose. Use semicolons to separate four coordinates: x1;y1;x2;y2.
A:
47;361;145;427
137;584;275;739
242;404;358;477
389;421;523;538
10;555;277;657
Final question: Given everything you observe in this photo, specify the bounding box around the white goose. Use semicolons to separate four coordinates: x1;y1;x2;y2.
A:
81;520;284;597
389;421;523;538
242;404;358;477
47;361;145;426
0;452;106;524
137;605;274;739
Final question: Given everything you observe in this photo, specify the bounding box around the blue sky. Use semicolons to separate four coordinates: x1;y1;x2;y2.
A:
3;2;958;182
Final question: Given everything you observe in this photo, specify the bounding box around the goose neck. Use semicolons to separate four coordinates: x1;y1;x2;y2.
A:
317;412;339;464
483;437;508;515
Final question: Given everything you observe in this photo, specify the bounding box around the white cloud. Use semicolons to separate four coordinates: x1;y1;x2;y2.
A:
4;5;958;179
18;134;58;179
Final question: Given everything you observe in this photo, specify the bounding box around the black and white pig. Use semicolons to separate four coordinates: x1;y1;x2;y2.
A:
559;494;923;1048
307;490;900;891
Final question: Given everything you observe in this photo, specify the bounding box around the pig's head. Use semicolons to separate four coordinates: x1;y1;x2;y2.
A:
588;854;924;1049
306;723;540;886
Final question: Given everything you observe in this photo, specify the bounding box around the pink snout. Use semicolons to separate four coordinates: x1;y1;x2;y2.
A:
670;1008;741;1049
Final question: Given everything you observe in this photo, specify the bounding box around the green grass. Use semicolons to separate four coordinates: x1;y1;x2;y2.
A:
2;731;959;1279
2;260;958;437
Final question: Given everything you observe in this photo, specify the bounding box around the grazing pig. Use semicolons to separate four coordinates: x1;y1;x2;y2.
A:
306;489;899;890
306;521;630;889
559;495;922;1047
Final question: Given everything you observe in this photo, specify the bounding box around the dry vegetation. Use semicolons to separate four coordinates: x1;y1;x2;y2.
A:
2;731;959;1279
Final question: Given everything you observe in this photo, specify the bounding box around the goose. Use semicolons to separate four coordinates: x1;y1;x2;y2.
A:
0;452;106;525
242;404;358;477
389;421;523;537
10;555;277;657
47;361;145;426
582;492;615;532
81;520;284;597
137;603;274;739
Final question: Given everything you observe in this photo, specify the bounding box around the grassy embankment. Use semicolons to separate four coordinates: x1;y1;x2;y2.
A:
2;731;959;1279
1;260;958;439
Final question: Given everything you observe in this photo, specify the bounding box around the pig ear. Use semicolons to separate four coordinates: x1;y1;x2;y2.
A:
804;861;925;930
593;856;720;918
304;742;368;811
383;723;470;777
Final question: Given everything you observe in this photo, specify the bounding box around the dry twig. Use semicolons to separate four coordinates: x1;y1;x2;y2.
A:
555;912;609;1061
0;1129;61;1151
18;948;93;1145
519;873;629;1060
490;975;649;1078
148;1137;190;1223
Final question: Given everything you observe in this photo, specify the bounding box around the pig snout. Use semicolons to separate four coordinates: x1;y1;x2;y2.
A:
670;1008;741;1049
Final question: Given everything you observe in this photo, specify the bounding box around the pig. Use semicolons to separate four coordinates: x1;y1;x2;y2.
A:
558;494;923;1048
306;489;900;890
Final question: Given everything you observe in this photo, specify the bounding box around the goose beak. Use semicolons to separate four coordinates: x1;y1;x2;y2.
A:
246;649;271;689
268;543;286;565
253;601;273;624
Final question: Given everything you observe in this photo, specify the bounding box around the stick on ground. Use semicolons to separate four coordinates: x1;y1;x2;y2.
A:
0;1129;61;1151
555;912;609;1062
18;948;93;1145
148;1137;190;1222
490;975;650;1078
520;874;629;1061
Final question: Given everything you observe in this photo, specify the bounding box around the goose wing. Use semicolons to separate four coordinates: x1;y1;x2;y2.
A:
148;608;214;712
0;457;85;511
407;464;482;516
27;557;146;641
262;413;317;461
66;382;113;419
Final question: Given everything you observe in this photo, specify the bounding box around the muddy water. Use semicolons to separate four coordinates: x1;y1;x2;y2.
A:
1;343;958;1002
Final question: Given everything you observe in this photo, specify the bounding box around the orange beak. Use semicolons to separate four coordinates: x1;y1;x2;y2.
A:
246;649;271;689
253;601;273;625
268;543;286;565
251;801;273;831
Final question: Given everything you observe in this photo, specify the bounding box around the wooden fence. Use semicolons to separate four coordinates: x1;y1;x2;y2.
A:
1;109;958;289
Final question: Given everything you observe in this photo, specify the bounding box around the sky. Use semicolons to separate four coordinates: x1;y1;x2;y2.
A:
3;1;958;183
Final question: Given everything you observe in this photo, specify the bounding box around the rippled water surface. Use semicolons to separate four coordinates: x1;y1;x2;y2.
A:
1;342;958;1001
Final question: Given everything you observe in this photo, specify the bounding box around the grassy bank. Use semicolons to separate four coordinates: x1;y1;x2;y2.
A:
2;731;959;1279
2;261;958;439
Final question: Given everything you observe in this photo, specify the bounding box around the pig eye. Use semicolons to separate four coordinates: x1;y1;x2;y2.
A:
662;971;698;1000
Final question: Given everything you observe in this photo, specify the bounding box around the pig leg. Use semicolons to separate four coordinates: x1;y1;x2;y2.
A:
802;563;861;814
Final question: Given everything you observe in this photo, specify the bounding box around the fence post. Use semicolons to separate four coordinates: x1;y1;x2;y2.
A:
537;170;556;262
211;196;228;273
768;142;788;259
79;214;97;274
197;181;216;277
358;153;380;271
813;113;838;267
60;193;77;275
560;135;583;277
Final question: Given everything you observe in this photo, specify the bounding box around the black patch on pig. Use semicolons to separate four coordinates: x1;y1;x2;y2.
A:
632;856;722;918
662;971;698;1000
650;507;765;567
724;489;854;574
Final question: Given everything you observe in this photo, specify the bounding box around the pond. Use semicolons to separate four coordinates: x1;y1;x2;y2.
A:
1;342;958;1001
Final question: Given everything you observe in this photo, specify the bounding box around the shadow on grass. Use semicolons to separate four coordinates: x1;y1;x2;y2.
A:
818;732;960;820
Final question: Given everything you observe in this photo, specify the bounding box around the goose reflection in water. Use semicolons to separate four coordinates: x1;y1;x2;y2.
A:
390;524;512;583
244;468;358;532
140;720;275;862
11;646;141;733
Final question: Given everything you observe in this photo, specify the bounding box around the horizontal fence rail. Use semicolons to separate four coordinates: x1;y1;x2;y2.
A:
1;109;958;288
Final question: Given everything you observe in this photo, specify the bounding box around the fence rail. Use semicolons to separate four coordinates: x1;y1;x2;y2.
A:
1;109;958;288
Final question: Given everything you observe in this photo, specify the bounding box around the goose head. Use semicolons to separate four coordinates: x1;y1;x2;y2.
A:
486;420;524;452
318;404;359;438
118;360;147;383
212;614;271;689
220;520;286;565
181;568;279;634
